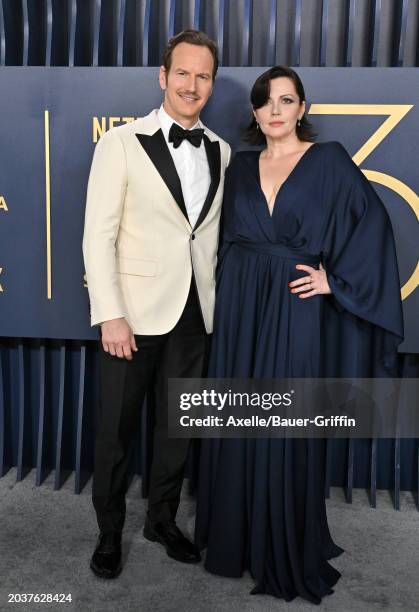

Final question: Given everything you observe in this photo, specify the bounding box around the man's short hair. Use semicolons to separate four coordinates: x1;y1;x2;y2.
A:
162;29;219;81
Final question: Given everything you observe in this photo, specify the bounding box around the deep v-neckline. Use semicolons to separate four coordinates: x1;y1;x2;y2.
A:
257;142;318;217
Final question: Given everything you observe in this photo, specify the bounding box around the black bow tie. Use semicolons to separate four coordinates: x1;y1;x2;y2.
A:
168;123;205;148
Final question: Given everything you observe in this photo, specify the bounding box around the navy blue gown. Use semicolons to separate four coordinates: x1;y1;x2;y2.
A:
194;141;403;605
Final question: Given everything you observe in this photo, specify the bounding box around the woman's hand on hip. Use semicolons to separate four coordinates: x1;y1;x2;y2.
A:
288;263;331;298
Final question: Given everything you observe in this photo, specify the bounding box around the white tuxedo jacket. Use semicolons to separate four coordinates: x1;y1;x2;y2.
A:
82;109;231;334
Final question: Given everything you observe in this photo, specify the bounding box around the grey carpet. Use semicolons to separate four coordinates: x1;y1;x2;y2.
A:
0;469;418;612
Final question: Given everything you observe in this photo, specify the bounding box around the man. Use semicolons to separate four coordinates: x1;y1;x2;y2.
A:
82;29;231;579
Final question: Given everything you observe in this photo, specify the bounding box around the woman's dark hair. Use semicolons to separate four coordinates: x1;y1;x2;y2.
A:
162;29;219;81
243;65;316;145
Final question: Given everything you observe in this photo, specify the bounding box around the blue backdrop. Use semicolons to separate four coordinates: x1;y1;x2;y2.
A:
0;67;418;351
1;0;419;504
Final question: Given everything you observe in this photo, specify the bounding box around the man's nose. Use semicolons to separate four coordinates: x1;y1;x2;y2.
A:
184;74;197;91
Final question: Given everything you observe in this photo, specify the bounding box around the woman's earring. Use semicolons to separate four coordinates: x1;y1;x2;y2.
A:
297;118;301;127
256;122;259;130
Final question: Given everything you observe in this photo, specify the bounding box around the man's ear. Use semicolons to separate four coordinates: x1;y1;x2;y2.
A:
159;66;167;90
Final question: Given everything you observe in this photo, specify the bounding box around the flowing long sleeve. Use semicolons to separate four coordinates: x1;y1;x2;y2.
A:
321;142;404;377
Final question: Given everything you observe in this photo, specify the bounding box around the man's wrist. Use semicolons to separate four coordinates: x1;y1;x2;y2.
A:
100;316;125;327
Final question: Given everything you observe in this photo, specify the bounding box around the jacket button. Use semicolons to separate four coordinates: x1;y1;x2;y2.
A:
191;233;195;240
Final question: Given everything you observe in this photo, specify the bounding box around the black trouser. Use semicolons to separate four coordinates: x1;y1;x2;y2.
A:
92;282;209;534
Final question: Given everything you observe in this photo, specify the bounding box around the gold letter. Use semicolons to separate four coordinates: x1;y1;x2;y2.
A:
122;117;135;124
109;117;121;129
93;117;107;143
83;273;88;288
0;196;8;211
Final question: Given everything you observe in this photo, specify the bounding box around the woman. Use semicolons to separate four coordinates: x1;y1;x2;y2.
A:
195;66;403;605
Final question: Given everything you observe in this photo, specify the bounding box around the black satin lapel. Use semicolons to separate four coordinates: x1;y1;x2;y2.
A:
193;137;221;230
135;131;189;221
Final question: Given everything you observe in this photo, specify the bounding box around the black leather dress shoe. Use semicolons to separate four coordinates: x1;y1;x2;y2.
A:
90;532;122;579
143;518;201;564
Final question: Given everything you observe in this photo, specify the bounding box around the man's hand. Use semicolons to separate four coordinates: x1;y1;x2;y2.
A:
101;317;138;360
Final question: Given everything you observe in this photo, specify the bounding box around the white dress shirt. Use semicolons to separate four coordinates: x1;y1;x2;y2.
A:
157;104;211;228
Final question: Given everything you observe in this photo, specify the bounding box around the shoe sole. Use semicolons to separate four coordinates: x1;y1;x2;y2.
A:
90;559;122;579
143;528;201;564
